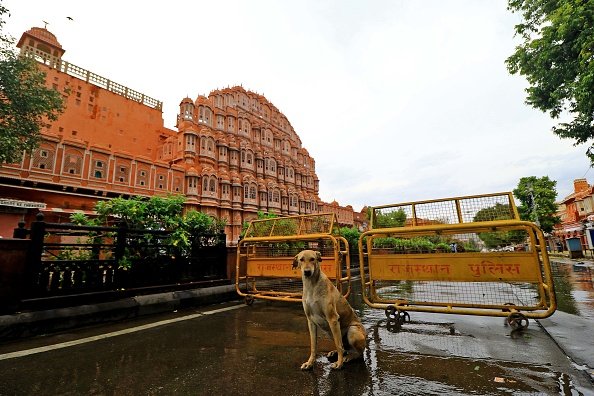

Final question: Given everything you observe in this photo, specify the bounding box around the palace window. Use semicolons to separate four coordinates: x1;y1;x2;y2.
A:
186;134;196;151
219;146;227;158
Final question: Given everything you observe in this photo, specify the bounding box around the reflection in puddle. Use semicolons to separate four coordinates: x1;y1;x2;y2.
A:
551;261;594;320
362;315;583;395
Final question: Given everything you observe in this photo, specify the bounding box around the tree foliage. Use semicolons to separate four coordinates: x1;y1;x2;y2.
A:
373;208;407;228
506;0;594;160
473;203;515;223
89;195;225;233
93;195;186;229
513;175;560;233
71;196;226;263
0;4;64;164
339;226;361;250
474;203;526;248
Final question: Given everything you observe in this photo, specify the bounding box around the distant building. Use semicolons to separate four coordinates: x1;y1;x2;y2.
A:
318;200;355;228
353;207;369;231
0;27;323;244
553;178;594;251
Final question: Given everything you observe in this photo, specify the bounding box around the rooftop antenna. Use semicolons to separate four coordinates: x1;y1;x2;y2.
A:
42;20;49;29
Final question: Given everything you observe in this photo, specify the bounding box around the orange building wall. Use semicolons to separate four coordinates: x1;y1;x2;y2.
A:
43;66;171;159
0;26;350;243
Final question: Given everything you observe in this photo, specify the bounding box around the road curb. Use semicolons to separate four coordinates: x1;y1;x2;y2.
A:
0;284;240;341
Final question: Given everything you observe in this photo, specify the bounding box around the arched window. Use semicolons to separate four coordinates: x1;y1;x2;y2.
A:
209;178;216;192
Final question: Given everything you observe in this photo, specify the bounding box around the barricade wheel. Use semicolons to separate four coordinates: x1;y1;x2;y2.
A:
386;318;402;332
385;305;396;319
245;295;254;306
398;311;411;324
506;312;529;330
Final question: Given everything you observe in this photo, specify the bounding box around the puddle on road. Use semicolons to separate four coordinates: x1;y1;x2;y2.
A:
551;261;594;320
344;309;586;395
341;282;589;395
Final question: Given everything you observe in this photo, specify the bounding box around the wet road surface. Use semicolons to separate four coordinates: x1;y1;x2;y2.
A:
1;278;593;395
550;259;594;320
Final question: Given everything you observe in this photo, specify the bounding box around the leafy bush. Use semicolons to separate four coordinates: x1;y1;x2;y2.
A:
339;227;360;249
68;195;227;268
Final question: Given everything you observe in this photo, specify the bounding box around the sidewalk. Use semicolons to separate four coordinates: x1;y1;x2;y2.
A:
0;266;363;341
0;284;239;341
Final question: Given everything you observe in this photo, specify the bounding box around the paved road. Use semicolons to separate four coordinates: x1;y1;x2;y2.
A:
0;286;592;395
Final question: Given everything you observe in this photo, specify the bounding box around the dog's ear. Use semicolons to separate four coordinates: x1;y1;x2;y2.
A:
292;254;300;270
316;251;322;262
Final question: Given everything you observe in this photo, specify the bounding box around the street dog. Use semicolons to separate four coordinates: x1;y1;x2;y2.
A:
293;249;366;370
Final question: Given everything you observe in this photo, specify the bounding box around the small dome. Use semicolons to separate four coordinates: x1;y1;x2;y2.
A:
20;27;63;49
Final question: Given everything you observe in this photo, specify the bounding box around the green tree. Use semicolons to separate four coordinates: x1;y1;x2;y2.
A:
506;0;594;160
71;196;227;266
339;226;361;249
513;176;560;233
93;195;186;229
473;203;515;223
474;203;526;248
372;208;407;228
0;4;64;164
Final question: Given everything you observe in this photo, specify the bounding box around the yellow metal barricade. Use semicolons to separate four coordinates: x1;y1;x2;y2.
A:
236;213;351;304
359;192;556;328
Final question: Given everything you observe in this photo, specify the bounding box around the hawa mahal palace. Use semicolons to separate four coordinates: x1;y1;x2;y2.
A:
0;26;356;243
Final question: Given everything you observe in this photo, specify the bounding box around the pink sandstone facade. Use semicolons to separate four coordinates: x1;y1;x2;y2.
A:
0;27;356;243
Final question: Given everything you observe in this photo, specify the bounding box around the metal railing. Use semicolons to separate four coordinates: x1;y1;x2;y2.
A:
23;50;163;111
12;213;227;303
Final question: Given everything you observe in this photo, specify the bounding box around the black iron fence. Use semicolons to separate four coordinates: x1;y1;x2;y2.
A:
12;213;228;306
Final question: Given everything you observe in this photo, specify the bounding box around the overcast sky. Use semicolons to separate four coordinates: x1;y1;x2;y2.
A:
4;0;592;211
